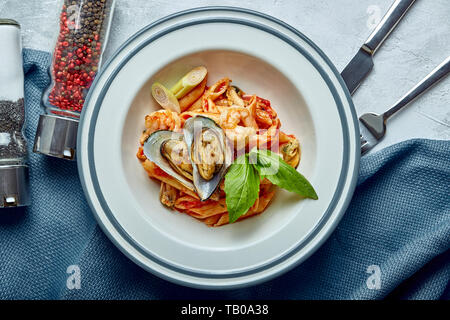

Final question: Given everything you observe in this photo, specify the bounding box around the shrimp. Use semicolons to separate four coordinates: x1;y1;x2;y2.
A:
224;126;257;150
218;105;258;129
139;110;181;145
248;121;281;151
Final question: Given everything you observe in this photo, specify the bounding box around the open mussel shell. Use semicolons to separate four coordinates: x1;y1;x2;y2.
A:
184;116;232;201
143;130;195;192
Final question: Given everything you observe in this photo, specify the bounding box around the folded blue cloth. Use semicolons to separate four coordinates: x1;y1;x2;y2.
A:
0;49;448;300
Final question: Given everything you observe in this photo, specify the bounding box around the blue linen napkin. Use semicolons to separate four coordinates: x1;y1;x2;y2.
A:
0;49;449;300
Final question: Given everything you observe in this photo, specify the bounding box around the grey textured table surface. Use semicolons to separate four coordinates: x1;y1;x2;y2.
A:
2;0;449;152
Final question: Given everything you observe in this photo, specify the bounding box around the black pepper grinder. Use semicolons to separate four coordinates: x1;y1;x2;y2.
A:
0;19;30;208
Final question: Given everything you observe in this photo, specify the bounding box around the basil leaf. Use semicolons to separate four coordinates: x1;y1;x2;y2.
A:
224;154;261;223
250;148;318;200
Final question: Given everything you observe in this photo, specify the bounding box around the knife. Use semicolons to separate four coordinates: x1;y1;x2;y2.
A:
341;0;416;94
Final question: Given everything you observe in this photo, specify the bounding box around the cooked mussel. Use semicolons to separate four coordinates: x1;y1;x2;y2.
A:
161;138;193;180
191;127;224;181
143;130;195;192
159;182;178;208
184;116;232;201
144;117;231;201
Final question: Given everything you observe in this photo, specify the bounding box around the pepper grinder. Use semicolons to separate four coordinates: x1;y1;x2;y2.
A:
33;0;116;160
0;19;30;208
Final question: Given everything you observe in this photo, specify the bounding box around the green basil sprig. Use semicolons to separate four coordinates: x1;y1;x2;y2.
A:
225;148;318;223
224;154;261;224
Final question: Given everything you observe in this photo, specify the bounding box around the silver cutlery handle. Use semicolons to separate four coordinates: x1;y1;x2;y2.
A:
384;56;450;120
364;0;416;54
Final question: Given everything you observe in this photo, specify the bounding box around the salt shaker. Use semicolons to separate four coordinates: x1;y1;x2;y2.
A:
33;0;115;160
0;19;30;208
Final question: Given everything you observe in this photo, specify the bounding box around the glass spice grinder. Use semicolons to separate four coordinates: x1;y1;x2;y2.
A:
0;19;30;208
33;0;115;160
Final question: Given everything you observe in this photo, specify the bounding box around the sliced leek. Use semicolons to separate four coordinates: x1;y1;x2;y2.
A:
151;82;181;113
170;66;207;99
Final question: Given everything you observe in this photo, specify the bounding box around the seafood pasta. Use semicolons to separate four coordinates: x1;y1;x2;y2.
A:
137;67;304;227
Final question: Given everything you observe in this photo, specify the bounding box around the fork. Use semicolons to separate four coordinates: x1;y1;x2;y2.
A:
360;56;450;154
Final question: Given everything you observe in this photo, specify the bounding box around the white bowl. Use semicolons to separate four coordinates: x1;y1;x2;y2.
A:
78;7;359;289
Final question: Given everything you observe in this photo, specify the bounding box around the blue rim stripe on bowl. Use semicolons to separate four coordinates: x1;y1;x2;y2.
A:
78;7;360;288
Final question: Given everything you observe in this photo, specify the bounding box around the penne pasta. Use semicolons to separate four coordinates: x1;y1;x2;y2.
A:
142;160;199;199
179;77;207;112
203;214;222;227
180;111;221;124
205;77;230;101
188;198;228;217
186;95;203;111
